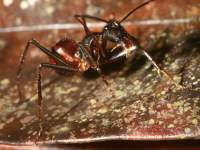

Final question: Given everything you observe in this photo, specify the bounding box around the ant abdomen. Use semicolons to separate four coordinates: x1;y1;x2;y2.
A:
50;38;79;64
52;38;88;71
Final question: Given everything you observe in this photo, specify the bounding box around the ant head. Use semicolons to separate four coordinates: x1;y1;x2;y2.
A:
102;20;126;42
102;0;154;42
105;20;121;29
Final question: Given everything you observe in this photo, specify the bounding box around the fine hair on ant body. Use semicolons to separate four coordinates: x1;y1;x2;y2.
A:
16;0;182;139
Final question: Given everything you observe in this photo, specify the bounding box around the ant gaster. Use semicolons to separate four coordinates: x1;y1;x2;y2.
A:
16;0;181;138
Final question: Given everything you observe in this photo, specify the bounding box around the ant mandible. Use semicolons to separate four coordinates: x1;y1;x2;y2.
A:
16;0;182;138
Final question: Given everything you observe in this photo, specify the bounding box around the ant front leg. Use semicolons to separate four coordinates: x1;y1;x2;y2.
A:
79;44;109;86
140;49;162;76
36;63;79;140
75;15;109;85
140;49;183;89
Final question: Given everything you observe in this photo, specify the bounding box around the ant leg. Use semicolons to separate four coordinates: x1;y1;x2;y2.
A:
75;15;107;59
75;14;108;59
140;49;183;88
96;67;109;85
16;40;31;100
36;63;79;140
16;39;71;100
74;14;108;23
141;49;162;76
79;44;109;86
74;17;108;85
74;15;91;35
75;13;110;61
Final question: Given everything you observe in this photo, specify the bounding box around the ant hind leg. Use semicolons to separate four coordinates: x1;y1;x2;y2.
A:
36;63;79;141
16;39;71;101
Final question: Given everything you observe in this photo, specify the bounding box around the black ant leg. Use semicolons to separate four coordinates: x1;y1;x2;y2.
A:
74;14;108;23
16;39;72;100
79;44;109;85
140;49;183;88
75;15;107;59
75;17;109;85
16;41;31;101
74;15;108;56
37;63;79;140
74;15;107;58
74;15;91;35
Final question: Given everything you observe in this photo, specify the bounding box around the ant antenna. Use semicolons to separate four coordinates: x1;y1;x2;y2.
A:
74;14;108;23
119;0;155;23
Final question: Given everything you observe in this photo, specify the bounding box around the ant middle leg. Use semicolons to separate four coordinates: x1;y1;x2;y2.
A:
75;15;109;85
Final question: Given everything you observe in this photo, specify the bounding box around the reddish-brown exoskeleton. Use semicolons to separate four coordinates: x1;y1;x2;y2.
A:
16;0;181;139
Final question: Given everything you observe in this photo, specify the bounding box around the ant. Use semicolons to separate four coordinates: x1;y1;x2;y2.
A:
16;0;182;139
75;0;182;87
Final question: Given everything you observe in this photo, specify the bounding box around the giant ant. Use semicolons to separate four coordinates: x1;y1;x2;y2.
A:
16;0;181;139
